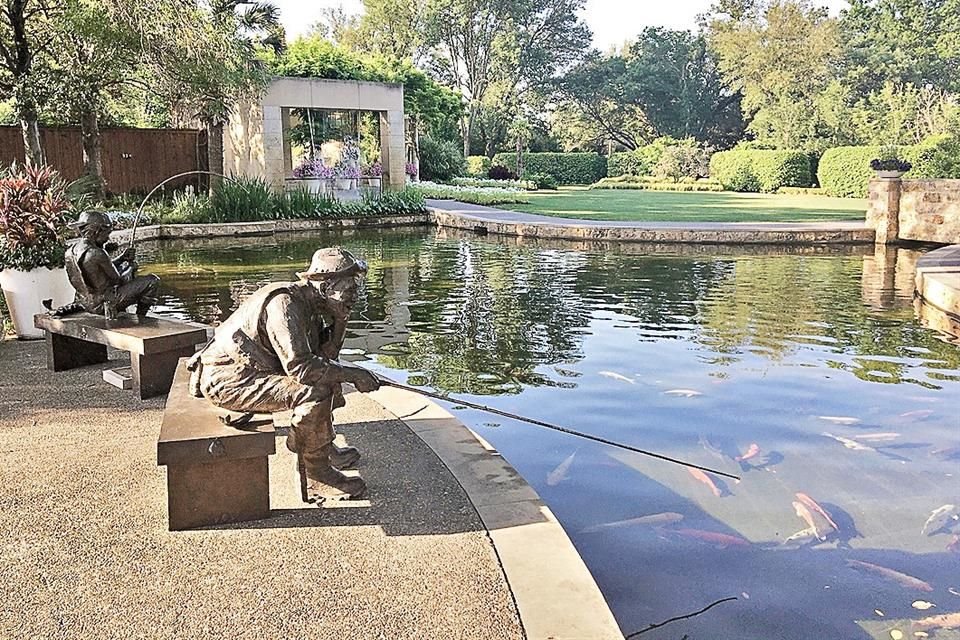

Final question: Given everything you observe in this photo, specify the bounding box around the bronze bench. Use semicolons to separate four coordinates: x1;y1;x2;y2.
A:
157;362;276;530
34;312;207;399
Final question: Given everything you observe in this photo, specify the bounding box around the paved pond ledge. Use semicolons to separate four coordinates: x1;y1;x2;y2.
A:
915;244;960;340
369;384;625;640
427;200;875;245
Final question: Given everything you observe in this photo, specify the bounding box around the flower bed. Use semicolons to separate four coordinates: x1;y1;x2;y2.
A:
410;181;530;205
590;175;724;192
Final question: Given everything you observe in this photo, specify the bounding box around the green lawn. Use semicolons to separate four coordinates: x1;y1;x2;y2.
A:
503;187;866;222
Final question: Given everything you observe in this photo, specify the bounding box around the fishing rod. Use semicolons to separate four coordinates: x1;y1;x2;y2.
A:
129;169;230;246
377;378;741;481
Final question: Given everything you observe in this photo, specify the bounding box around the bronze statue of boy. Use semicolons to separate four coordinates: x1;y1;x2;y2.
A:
49;210;160;319
188;247;380;502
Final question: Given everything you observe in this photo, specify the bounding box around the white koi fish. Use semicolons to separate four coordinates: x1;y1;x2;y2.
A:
546;451;576;486
822;432;876;451
921;504;959;536
818;416;862;426
664;389;702;398
581;512;684;534
598;371;635;384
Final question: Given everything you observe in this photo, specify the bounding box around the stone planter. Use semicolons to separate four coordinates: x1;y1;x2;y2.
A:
287;178;331;195
0;266;74;339
335;178;353;191
365;177;382;190
876;170;905;179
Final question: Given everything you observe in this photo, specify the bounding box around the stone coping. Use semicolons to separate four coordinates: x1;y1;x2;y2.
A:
110;214;432;243
914;244;960;340
428;200;875;245
369;384;625;640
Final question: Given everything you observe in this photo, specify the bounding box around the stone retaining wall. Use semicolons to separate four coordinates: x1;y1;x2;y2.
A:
868;178;960;244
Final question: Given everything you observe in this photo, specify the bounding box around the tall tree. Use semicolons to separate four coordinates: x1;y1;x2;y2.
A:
0;0;62;166
708;0;840;149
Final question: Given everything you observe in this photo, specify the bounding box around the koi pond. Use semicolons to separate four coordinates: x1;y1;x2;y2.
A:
140;228;960;640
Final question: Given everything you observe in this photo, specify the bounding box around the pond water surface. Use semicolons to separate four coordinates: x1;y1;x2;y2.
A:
140;228;960;640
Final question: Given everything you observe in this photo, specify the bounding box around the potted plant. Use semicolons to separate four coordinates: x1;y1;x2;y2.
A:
363;161;383;190
334;163;360;191
0;164;75;339
405;161;418;185
871;145;912;179
290;158;334;194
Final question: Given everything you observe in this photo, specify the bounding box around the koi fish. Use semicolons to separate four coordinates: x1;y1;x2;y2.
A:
581;512;684;534
664;389;702;397
668;528;750;548
853;433;901;442
948;535;960;553
822;432;876;451
793;502;832;540
598;371;634;384
736;443;760;462
818;416;861;426
546;451;576;486
846;560;933;592
931;445;960;460
688;467;722;497
783;527;821;546
914;611;960;630
795;492;840;532
898;409;935;421
921;504;959;536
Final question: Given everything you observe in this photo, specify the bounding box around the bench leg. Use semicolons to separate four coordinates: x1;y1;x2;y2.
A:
132;346;196;400
45;332;108;372
166;457;270;531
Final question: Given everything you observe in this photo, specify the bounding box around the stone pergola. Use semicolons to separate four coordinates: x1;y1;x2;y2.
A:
224;77;405;190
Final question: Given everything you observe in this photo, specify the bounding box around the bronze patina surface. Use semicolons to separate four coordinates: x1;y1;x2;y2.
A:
189;247;381;504
52;210;161;318
34;312;207;399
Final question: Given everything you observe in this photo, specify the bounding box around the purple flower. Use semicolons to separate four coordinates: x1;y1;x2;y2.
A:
292;158;330;178
405;162;418;177
364;161;383;177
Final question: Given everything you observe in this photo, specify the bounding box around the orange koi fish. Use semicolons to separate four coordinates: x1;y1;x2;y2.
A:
735;443;760;462
915;611;960;630
795;492;839;532
846;560;933;592
669;528;750;548
688;467;722;497
793;502;833;541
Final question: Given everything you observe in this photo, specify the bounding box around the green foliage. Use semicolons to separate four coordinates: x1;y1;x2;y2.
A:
908;134;960;179
525;173;558;190
418;136;466;182
449;177;533;190
817;146;879;197
0;164;71;271
491;152;606;185
209;177;276;222
466;156;492;177
709;149;812;192
591;175;724;192
411;181;530;205
777;186;827;196
608;152;651;178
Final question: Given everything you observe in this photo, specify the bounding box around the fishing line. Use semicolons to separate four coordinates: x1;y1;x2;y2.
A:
625;597;738;638
377;379;742;481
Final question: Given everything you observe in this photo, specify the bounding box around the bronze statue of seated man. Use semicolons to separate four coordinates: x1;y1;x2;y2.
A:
187;247;381;503
49;210;160;319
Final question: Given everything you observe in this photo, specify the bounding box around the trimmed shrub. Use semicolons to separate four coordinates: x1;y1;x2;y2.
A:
488;164;517;180
817;146;879;198
450;176;531;190
710;150;811;193
908;134;960;179
466;155;492;177
492;152;606;185
418;136;465;182
526;173;558;190
591;175;723;192
411;181;529;205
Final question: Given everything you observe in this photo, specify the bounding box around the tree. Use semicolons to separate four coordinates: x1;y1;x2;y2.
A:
424;0;590;156
708;0;841;149
0;0;62;166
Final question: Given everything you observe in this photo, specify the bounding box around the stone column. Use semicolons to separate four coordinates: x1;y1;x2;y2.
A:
380;109;406;191
866;177;901;245
262;105;285;189
281;108;293;178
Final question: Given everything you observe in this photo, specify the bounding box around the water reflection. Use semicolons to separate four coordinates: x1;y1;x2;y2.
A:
139;229;960;640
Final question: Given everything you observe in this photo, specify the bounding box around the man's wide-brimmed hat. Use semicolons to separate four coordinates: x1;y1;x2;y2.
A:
68;210;113;232
298;247;368;281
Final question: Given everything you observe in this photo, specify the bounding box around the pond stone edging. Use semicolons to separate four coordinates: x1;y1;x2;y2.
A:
915;244;960;340
110;214;433;243
368;384;625;640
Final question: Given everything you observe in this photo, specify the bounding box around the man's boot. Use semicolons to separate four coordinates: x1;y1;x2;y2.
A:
300;445;367;502
287;424;360;469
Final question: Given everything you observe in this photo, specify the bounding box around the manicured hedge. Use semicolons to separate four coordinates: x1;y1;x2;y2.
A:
908;134;960;179
591;175;723;192
491;152;607;185
710;150;812;193
817;146;879;198
466;155;492;177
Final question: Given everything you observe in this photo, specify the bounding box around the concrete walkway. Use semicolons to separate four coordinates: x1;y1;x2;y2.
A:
427;199;875;244
0;339;622;640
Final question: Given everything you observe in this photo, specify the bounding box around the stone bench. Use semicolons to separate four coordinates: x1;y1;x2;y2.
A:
157;361;276;531
33;312;208;399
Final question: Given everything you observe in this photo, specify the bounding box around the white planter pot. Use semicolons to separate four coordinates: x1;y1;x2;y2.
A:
366;177;382;189
287;178;328;194
876;170;905;179
0;266;74;339
335;178;353;191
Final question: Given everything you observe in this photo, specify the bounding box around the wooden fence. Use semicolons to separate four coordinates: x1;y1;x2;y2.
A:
0;126;206;194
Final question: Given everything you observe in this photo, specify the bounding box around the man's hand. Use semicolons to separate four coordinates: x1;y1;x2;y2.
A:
349;367;380;393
